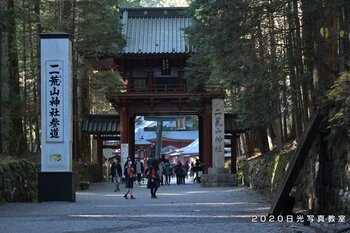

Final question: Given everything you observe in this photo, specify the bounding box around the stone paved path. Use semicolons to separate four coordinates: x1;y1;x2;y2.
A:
0;178;321;233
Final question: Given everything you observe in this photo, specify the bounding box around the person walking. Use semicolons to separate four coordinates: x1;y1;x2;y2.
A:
135;159;144;185
158;158;165;186
184;160;190;179
190;161;195;180
123;160;136;199
164;159;172;185
111;159;122;192
194;159;203;183
146;160;160;198
175;160;183;185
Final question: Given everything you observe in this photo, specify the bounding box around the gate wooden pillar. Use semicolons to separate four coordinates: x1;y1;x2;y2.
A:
120;106;129;144
96;135;103;181
231;135;239;174
129;114;135;161
120;108;138;162
200;111;212;174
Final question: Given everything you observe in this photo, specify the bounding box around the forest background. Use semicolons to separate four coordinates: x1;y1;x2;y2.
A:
0;0;349;163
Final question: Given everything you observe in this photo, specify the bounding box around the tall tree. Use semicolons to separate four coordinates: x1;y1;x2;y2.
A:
1;0;26;157
187;0;278;154
74;0;125;161
286;1;303;139
39;0;125;161
0;0;8;156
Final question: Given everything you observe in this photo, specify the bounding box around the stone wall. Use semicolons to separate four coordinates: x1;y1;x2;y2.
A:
322;128;350;215
243;134;350;215
0;160;102;203
0;160;39;203
242;147;295;199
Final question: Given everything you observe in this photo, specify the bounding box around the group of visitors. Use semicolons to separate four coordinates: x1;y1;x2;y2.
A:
110;157;139;199
156;154;172;186
173;159;203;184
174;160;188;185
109;155;203;199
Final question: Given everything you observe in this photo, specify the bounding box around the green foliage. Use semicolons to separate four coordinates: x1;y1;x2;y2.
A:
236;65;282;128
90;71;125;113
186;0;283;129
91;71;125;95
74;162;102;183
40;0;125;56
236;157;246;185
76;0;125;57
0;160;39;202
118;0;142;7
0;156;14;165
326;72;350;129
191;115;199;130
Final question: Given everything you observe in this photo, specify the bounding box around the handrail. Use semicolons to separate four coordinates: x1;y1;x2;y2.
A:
125;83;225;93
127;84;186;92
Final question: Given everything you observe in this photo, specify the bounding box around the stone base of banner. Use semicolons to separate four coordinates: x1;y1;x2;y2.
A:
200;168;238;187
38;172;76;202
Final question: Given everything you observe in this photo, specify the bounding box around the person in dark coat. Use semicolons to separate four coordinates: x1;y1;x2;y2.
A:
175;160;184;185
110;159;122;192
194;159;203;183
146;160;160;198
164;159;172;185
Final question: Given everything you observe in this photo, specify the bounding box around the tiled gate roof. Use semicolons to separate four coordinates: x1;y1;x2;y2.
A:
82;115;119;134
82;114;245;135
121;7;192;54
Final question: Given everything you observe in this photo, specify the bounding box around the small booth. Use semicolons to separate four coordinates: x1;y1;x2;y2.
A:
135;135;153;164
82;114;120;181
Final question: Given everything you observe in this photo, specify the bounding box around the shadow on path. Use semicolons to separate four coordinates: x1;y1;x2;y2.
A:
0;178;297;233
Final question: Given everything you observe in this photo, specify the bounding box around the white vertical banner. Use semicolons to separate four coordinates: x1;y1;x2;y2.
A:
45;60;64;142
212;99;225;168
120;143;129;168
41;33;72;172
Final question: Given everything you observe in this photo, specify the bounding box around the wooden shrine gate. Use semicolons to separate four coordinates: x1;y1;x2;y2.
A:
85;8;244;185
